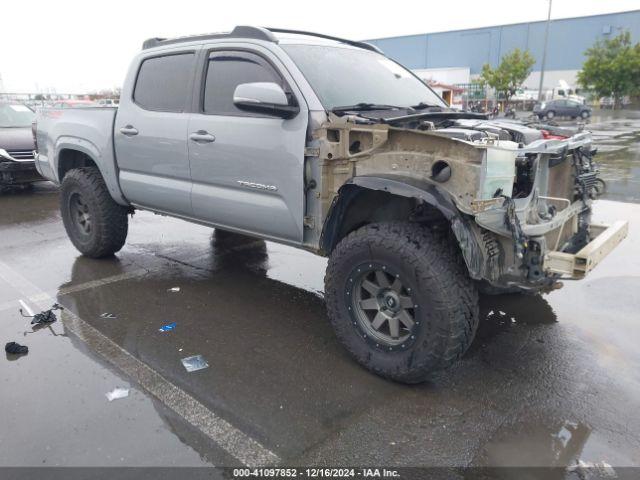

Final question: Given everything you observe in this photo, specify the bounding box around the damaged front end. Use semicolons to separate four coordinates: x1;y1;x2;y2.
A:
315;113;628;293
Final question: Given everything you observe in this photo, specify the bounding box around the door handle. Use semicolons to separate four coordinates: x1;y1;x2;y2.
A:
189;130;216;143
119;125;139;136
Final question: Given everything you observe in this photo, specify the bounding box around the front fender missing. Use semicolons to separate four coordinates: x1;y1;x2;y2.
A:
319;175;485;280
347;175;458;219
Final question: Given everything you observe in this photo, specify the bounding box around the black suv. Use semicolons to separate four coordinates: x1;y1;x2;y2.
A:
533;99;591;120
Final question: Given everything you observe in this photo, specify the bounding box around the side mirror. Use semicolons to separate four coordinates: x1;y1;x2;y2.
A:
233;82;299;119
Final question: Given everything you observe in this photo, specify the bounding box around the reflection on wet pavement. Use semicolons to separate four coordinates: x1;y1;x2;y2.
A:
584;111;640;204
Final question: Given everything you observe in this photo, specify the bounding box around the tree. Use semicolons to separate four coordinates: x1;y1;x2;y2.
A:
577;31;640;109
479;48;535;104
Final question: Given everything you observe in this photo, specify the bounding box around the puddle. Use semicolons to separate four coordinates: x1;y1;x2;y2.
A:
473;420;592;468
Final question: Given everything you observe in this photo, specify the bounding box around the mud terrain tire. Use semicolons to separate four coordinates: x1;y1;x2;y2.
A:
325;222;479;383
60;167;128;258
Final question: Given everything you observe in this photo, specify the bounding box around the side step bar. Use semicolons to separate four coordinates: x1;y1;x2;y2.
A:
544;220;629;279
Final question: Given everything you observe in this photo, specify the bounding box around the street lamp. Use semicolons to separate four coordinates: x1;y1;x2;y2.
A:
537;0;553;102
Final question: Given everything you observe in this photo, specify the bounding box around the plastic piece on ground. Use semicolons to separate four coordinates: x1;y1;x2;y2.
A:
168;287;181;292
181;355;209;372
5;342;28;355
106;388;130;401
100;313;117;319
159;322;177;332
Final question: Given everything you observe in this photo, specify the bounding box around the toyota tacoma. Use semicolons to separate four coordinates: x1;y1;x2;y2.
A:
34;27;628;383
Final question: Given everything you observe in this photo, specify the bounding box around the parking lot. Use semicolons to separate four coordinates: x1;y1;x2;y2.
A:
1;112;639;476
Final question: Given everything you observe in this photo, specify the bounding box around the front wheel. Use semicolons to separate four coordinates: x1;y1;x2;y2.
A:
545;111;555;120
580;110;590;119
324;222;479;383
60;167;129;258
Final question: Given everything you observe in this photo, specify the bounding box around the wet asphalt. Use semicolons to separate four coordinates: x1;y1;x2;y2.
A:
1;112;639;474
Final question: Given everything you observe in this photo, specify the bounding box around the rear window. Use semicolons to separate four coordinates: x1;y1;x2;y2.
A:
134;53;195;112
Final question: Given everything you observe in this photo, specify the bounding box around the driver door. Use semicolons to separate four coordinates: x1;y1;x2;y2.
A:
188;47;308;244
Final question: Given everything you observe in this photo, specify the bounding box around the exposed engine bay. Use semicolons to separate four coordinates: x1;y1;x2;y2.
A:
312;110;626;293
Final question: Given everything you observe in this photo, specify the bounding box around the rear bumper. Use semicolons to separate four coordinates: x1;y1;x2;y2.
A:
543;220;628;279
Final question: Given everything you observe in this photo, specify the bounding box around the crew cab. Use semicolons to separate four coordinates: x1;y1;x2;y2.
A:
34;27;628;383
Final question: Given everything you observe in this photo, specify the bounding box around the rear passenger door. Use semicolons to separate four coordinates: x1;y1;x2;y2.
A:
115;50;198;216
554;100;569;116
188;47;308;244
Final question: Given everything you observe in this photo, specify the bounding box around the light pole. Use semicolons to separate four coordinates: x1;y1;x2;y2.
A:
537;0;553;102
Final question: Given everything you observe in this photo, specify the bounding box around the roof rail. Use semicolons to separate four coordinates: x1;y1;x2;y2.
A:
264;28;384;54
142;26;278;50
141;25;383;54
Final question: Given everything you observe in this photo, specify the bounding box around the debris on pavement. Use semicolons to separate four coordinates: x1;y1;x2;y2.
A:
168;287;181;293
105;387;130;402
5;341;29;355
100;312;117;319
181;355;209;373
20;301;63;325
159;322;177;332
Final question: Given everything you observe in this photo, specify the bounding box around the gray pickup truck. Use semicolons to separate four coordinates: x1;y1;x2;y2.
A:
35;26;628;383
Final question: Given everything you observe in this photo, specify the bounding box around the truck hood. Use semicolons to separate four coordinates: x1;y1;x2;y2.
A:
0;127;34;151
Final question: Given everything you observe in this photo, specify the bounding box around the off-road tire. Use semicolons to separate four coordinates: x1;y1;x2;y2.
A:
60;167;128;258
324;222;479;383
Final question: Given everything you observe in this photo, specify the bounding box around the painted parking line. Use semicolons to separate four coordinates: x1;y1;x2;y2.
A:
57;267;152;296
56;239;265;297
0;258;281;467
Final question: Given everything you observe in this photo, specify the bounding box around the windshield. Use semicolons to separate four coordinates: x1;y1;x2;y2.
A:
281;44;447;111
0;104;36;128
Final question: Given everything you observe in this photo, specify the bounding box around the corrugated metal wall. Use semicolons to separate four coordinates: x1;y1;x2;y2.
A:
366;10;640;73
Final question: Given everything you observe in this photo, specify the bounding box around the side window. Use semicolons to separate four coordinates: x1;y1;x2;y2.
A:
203;51;284;116
134;53;195;112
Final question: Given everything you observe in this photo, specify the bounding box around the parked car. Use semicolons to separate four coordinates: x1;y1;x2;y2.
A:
49;99;98;108
534;99;591;120
0;102;43;190
34;26;627;383
97;99;119;107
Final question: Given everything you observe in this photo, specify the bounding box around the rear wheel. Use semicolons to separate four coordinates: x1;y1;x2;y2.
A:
324;222;479;383
580;110;590;119
60;167;128;258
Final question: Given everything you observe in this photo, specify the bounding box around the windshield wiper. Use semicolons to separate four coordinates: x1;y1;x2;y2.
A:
331;103;405;113
410;102;443;110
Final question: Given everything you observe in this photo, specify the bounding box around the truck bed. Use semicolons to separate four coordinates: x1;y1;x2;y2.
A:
34;107;127;204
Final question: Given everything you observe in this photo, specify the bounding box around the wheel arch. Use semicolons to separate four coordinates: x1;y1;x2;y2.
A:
57;148;98;181
318;175;484;279
55;141;129;206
